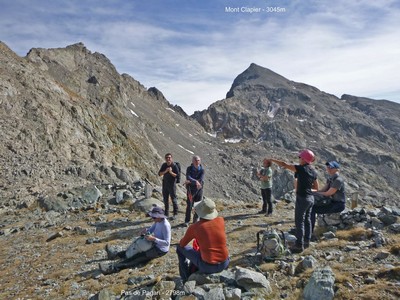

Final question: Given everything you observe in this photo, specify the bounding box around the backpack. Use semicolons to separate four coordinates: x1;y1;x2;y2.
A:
174;162;181;183
257;228;287;262
126;235;154;258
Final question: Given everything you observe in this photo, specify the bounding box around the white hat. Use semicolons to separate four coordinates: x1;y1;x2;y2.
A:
194;198;218;220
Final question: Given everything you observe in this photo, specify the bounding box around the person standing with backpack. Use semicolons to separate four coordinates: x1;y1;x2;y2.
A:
184;155;205;226
270;149;319;253
158;153;180;220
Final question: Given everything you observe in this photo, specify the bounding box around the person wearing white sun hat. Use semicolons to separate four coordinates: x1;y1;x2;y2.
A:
176;198;229;282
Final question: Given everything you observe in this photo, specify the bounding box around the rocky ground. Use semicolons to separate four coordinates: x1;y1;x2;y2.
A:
1;41;399;299
0;182;399;300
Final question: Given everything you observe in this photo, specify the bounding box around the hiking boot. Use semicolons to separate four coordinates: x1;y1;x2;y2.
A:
304;241;310;249
99;262;117;275
105;244;118;260
290;244;304;254
174;278;184;291
184;222;189;227
258;210;266;214
169;214;177;221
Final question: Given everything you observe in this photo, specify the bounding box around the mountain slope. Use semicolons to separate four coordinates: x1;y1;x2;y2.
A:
0;42;225;207
192;63;400;205
1;44;398;208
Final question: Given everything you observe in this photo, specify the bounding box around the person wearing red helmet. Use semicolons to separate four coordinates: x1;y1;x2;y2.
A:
269;149;319;253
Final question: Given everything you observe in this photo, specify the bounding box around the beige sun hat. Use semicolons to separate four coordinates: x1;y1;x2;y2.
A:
194;198;218;220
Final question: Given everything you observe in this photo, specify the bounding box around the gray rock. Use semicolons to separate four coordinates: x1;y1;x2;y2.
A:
38;196;68;213
115;189;133;204
296;256;317;274
74;226;96;235
133;198;164;213
144;183;153;199
224;287;241;300
187;272;215;285
183;280;196;294
367;217;385;229
318;212;341;227
127;275;155;286
235;266;272;293
192;286;207;299
378;212;398;226
388;223;400;233
374;251;390;260
344;245;360;252
203;286;225;300
303;267;335;300
46;231;63;242
364;276;376;284
81;185;103;204
323;231;336;239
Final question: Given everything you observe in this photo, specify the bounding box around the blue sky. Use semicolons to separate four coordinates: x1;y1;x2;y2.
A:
1;0;400;114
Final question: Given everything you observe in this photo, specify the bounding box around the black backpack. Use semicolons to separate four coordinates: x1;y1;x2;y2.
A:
174;162;181;183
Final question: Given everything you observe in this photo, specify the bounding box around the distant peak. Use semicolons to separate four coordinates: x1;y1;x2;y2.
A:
226;63;291;98
66;42;87;51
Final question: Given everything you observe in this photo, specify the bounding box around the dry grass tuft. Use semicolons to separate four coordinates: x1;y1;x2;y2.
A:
357;281;400;299
334;272;354;285
389;242;400;255
377;266;400;280
314;239;347;249
257;262;278;273
335;227;373;241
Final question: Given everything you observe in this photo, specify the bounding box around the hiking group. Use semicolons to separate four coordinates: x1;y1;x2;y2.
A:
99;153;229;285
268;149;346;253
99;149;345;281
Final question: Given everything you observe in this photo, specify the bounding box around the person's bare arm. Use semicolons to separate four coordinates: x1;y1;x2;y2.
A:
269;158;296;172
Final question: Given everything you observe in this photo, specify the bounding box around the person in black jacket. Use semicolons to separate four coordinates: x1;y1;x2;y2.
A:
270;149;319;253
158;153;180;219
184;155;205;226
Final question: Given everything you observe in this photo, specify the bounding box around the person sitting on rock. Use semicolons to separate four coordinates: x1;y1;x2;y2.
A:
99;206;171;275
176;198;229;282
311;161;346;233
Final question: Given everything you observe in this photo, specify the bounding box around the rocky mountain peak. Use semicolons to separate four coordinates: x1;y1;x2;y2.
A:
226;63;292;98
192;65;400;206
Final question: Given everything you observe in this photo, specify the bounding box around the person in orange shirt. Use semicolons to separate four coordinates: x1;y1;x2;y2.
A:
176;198;229;282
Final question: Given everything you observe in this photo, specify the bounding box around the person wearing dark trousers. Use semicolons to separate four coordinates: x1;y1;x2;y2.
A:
257;158;273;215
184;155;205;226
270;149;319;253
99;207;171;274
158;153;179;219
311;161;346;233
177;198;229;283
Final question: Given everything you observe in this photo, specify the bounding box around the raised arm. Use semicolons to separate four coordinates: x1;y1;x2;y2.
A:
269;158;296;172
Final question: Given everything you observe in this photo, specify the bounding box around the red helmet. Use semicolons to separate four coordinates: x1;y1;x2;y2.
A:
299;149;315;164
